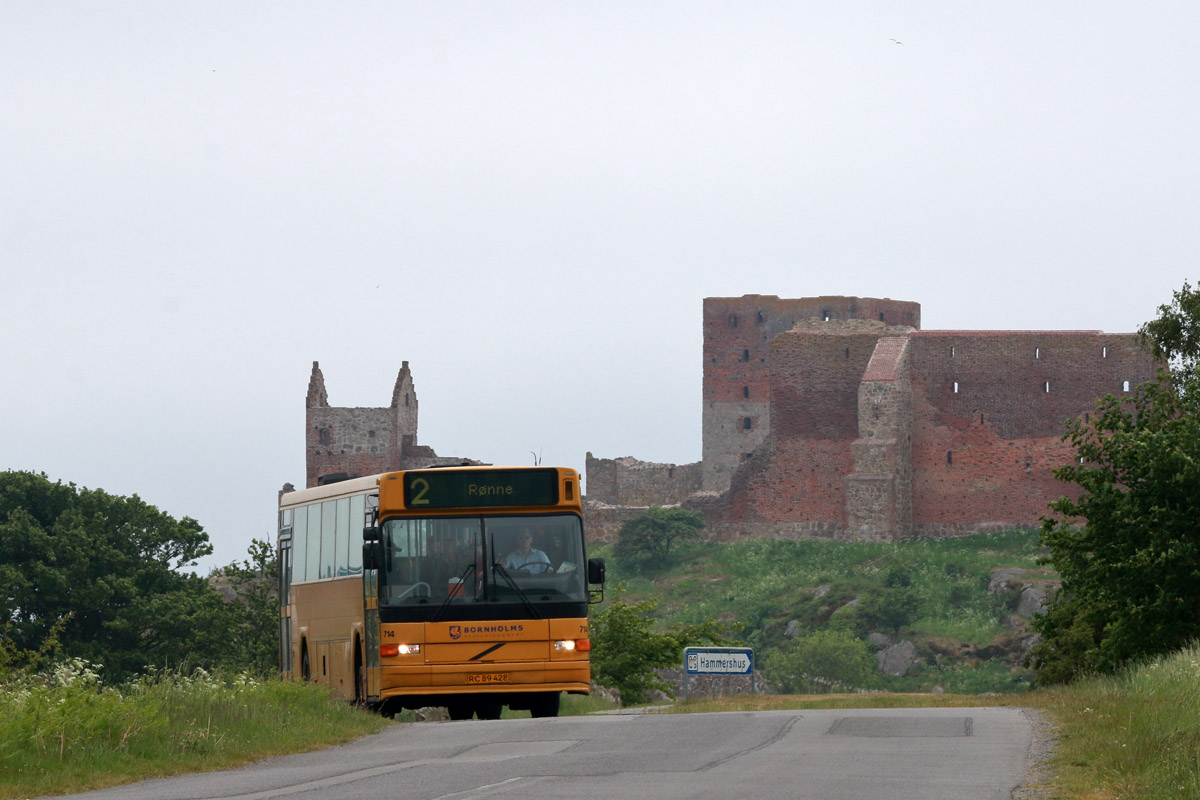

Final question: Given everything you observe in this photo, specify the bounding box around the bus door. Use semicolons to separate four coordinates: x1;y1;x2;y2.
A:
278;514;293;677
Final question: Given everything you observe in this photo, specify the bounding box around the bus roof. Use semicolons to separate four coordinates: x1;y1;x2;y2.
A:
279;474;382;509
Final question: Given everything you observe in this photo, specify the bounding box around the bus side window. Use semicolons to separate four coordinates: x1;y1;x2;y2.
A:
335;498;350;576
306;504;321;582
292;505;308;583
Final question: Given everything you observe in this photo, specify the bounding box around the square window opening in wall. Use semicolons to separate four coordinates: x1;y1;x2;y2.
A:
953;381;959;393
1103;346;1108;358
823;310;831;322
757;311;765;324
729;314;738;328
946;451;953;466
741;349;750;362
951;346;955;358
743;386;750;398
1035;347;1040;359
1123;380;1130;392
1044;381;1051;393
743;417;752;430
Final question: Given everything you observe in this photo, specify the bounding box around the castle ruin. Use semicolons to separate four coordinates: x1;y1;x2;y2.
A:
585;295;1157;541
304;361;473;488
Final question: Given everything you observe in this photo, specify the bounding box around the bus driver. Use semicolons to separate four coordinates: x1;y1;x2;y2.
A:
503;530;554;574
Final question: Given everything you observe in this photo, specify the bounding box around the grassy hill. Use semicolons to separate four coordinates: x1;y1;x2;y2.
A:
591;528;1054;694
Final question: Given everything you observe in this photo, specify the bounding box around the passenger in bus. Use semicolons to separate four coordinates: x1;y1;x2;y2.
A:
453;541;485;596
502;530;554;574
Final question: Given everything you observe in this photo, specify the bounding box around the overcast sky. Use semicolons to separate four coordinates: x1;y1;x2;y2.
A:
2;2;1196;572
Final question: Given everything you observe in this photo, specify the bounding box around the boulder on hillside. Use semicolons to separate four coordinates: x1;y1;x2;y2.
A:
1016;586;1052;618
877;639;918;677
868;632;893;650
591;682;622;707
832;597;860;616
988;568;1027;593
784;620;801;639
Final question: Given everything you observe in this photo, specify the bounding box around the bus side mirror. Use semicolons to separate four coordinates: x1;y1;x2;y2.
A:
363;526;380;542
587;557;606;586
363;542;381;572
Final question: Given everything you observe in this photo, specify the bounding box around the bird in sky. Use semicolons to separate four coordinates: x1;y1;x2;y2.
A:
890;38;903;45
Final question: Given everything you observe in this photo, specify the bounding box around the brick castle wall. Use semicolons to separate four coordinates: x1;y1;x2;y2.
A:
582;453;703;543
590;295;1159;544
583;453;702;506
702;296;920;494
905;331;1157;536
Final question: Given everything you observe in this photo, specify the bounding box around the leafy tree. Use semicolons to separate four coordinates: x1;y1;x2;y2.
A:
589;583;729;704
613;506;704;570
1029;283;1200;683
0;471;233;680
1139;280;1200;392
207;538;279;675
763;629;875;693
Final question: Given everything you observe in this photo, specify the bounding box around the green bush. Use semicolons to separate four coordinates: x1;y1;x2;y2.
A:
859;587;922;634
764;630;875;693
590;583;728;704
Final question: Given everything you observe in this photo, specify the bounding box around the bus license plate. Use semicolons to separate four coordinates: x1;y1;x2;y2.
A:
467;673;510;684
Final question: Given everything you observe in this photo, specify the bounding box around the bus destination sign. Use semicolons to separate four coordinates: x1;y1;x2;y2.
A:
403;468;560;510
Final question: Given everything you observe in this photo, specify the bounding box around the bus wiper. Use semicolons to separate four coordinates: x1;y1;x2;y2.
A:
431;563;474;623
491;562;542;620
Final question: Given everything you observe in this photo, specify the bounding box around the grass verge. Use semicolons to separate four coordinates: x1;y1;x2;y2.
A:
0;664;389;800
0;662;611;799
1019;644;1200;799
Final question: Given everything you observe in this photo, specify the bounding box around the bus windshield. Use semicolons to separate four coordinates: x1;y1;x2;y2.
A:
379;514;586;607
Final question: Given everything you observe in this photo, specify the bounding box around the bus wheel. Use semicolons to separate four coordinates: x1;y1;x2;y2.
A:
529;692;560;718
301;643;311;682
476;701;502;720
447;701;474;721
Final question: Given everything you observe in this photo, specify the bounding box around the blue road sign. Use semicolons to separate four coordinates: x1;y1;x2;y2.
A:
684;646;754;675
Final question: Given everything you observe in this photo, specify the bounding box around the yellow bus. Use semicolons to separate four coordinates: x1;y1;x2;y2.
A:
278;466;605;719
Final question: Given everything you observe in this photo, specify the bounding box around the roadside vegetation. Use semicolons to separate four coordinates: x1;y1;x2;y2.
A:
595;527;1049;696
0;662;388;800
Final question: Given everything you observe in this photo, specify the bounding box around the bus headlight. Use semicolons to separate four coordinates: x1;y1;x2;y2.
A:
554;639;589;652
553;640;575;651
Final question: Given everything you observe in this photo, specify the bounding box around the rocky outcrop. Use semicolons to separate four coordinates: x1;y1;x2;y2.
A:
877;640;918;676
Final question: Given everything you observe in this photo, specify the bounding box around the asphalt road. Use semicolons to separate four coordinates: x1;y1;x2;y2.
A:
52;707;1039;800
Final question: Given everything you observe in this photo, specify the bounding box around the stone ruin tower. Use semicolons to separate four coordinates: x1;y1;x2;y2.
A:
305;361;464;488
